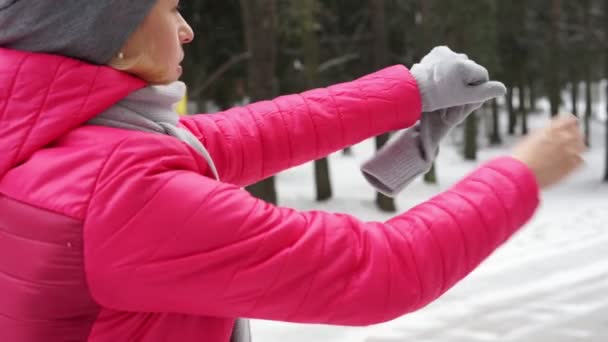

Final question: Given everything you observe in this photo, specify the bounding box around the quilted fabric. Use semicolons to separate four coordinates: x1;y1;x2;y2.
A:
0;48;540;342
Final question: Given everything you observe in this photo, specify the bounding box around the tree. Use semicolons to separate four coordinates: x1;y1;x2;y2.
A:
497;1;519;136
528;80;538;112
369;0;396;212
565;0;580;118
417;0;439;183
516;0;530;135
518;79;529;135
463;113;479;160
583;0;593;147
428;0;496;160
604;0;608;181
547;0;562;117
241;0;279;204
489;98;502;145
303;0;334;201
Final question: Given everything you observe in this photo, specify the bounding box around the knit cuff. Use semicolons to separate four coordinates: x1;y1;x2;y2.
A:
361;130;433;197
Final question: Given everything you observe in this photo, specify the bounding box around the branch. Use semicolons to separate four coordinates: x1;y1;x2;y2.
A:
190;51;251;99
317;53;360;72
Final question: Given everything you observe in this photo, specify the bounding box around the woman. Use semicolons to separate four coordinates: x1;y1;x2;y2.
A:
0;0;585;341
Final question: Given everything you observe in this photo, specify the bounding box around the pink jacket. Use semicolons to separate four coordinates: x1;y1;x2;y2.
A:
0;48;540;342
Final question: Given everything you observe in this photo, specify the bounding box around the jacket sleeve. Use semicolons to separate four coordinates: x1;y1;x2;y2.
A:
179;65;422;187
84;136;540;326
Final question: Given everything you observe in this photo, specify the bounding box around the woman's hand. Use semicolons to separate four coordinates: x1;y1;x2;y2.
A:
512;115;586;189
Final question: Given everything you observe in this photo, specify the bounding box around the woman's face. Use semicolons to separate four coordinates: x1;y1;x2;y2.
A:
117;0;194;84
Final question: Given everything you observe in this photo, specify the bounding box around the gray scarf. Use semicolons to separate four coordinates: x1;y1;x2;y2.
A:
88;81;219;181
88;82;253;342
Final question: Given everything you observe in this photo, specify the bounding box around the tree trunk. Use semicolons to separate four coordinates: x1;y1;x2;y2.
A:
507;86;517;135
519;78;528;135
424;163;437;183
419;0;437;185
571;78;579;117
241;0;278;204
605;96;608;181
605;0;608;181
370;0;396;212
605;113;608;181
464;113;478;160
605;80;608;181
314;158;332;201
490;98;502;145
548;0;561;117
300;0;333;202
603;0;608;182
585;66;592;148
584;0;592;148
529;82;537;112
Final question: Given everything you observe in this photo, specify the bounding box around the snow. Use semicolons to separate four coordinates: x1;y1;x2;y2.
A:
249;110;608;341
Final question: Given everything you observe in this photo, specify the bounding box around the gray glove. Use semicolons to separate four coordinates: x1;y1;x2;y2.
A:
411;46;506;112
361;103;483;197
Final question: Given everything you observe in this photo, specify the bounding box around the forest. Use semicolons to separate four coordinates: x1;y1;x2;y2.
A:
179;0;608;211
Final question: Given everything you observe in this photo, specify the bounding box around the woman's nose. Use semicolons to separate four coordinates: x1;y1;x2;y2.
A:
180;24;194;44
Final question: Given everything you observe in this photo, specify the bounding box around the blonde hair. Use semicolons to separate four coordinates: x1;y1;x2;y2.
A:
107;23;169;84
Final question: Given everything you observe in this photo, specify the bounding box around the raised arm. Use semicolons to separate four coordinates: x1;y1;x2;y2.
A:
85;135;539;325
180;65;422;187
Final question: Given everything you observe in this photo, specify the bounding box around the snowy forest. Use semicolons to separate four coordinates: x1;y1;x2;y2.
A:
179;0;608;211
177;2;607;340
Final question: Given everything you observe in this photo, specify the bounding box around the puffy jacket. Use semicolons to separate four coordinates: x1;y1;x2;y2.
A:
0;48;540;342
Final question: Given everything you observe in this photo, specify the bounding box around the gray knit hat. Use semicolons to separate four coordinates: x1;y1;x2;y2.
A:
0;0;157;65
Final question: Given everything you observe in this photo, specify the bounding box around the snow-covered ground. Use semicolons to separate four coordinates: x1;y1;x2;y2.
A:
250;112;608;342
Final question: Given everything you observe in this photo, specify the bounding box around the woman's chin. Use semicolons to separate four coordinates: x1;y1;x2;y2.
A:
147;70;181;85
135;62;185;85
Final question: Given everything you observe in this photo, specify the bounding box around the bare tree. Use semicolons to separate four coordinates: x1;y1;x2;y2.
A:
302;0;334;201
604;0;608;181
547;0;562;117
369;0;396;212
418;0;440;184
241;0;279;204
489;98;502;145
583;0;592;147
